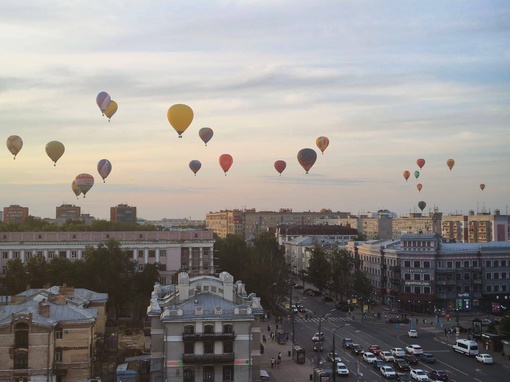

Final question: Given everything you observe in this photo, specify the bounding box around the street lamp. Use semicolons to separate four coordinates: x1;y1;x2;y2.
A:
332;323;350;382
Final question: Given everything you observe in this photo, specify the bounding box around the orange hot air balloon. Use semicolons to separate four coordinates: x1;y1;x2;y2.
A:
219;154;233;175
403;170;410;182
446;158;455;171
6;135;23;159
480;183;485;191
417;183;423;192
167;104;194;138
416;158;425;169
274;160;287;176
316;136;329;154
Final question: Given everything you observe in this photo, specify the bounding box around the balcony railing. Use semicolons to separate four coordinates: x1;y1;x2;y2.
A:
182;332;236;341
182;353;235;364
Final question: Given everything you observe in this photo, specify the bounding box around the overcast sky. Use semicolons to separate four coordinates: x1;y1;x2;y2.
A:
1;0;509;221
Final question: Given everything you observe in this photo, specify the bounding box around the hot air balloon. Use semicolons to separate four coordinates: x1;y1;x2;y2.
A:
403;170;410;182
45;141;65;166
480;183;485;191
414;170;420;179
316;136;329;154
417;158;425;169
189;160;202;176
6;135;23;159
71;180;81;199
199;127;214;146
297;148;317;174
274;160;287;176
418;201;426;211
446;158;455;171
96;91;111;114
97;159;112;182
417;183;423;192
219;154;233;175
167;104;194;138
75;173;95;197
104;100;118;121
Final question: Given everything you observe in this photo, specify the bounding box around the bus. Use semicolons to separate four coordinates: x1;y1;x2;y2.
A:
453;339;479;356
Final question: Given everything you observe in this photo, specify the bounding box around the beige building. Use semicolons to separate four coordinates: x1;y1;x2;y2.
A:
205;210;244;238
147;272;264;382
0;285;108;382
441;209;509;243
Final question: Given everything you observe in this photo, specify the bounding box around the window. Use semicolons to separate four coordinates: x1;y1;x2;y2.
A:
413;261;420;268
423;261;430;268
223;365;234;381
184;342;194;354
495;285;500;292
13;251;19;259
223;324;233;334
404;274;411;280
405;286;411;293
424;274;431;281
424;287;431;294
486;260;491;267
473;260;478;267
59;251;66;258
494;260;499;267
503;284;507;292
55;347;63;362
55;329;63;339
203;366;214;381
486;285;492;292
502;272;507;279
48;251;54;259
13;352;28;369
404;261;411;267
25;253;31;260
464;261;470;268
71;251;78;259
447;261;453;269
223;341;233;353
486;273;492;280
502;260;507;267
138;264;144;271
160;250;166;257
14;323;29;348
413;274;420;281
184;325;195;334
494;273;499;279
183;368;195;382
149;250;156;258
138;250;144;258
204;341;214;354
455;261;461;268
204;325;214;334
414;287;420;294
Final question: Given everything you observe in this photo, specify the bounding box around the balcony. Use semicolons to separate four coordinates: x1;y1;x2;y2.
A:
182;352;235;364
182;331;236;341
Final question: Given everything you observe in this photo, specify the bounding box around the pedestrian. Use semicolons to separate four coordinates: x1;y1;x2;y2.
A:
278;352;282;361
277;357;281;367
416;318;418;325
305;314;308;320
271;357;275;368
262;334;266;343
311;355;314;365
276;323;279;330
267;324;271;333
270;331;274;340
444;328;448;336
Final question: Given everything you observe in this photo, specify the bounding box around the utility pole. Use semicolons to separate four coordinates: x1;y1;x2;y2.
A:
289;280;295;344
332;323;349;382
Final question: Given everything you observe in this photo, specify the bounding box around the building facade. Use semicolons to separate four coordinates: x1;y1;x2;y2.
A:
3;205;29;224
147;272;264;382
0;285;107;382
0;230;215;285
55;204;81;226
110;203;137;224
441;210;509;243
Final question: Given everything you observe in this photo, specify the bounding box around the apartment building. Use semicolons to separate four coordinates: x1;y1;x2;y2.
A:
55;204;81;226
3;205;29;224
110;203;137;224
441;209;509;243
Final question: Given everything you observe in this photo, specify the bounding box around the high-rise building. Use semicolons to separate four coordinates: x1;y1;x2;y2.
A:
110;203;137;224
2;204;29;223
441;209;509;243
55;203;81;225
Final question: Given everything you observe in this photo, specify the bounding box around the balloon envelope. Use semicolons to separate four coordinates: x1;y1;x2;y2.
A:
45;141;65;166
75;173;94;197
274;160;287;175
417;183;423;192
297;148;317;174
167;104;194;137
446;158;455;171
96;91;111;113
104;100;118;120
418;201;426;211
219;154;233;175
316;136;329;154
97;159;112;182
71;180;81;198
6;135;23;159
403;170;410;182
417;158;426;169
480;183;485;191
189;160;202;175
414;170;420;179
199;127;214;145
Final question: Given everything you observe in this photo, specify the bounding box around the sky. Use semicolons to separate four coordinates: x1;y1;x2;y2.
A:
1;1;509;221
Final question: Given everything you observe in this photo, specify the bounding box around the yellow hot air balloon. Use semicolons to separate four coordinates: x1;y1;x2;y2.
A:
45;141;65;166
167;104;194;138
446;158;455;171
104;100;118;121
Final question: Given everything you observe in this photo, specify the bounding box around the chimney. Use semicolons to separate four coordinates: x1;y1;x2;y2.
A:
59;283;75;297
39;300;50;317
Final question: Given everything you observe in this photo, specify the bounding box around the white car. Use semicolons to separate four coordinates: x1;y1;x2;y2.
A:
380;351;394;362
312;332;325;342
380;365;396;378
336;362;350;376
390;347;405;357
406;344;423;355
410;368;429;381
408;329;418;338
476;353;494;364
363;352;378;364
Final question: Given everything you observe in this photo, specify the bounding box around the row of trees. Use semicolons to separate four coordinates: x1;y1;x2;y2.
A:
0;240;159;320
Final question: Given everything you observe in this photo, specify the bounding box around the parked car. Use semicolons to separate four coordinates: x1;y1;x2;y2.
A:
395;373;411;382
380;365;396;378
390;347;406;358
410;368;429;381
408;329;418;338
393;358;410;371
372;359;386;370
389;317;410;324
405;344;423;355
304;288;321;296
493;316;502;324
475;353;494;364
294;284;304;289
368;344;383;355
404;354;419;365
419;353;435;363
481;318;493;326
363;352;377;364
428;369;448;381
312;332;325;342
351;344;364;355
342;338;354;349
336;362;350;376
327;352;341;363
380;351;395;362
322;296;334;302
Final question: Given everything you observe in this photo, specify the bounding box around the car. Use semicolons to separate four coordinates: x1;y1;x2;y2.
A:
290;305;298;314
481;318;493;326
342;338;354;349
408;329;418;338
493;316;502;324
380;365;396;378
410;368;429;381
327;352;341;363
304;288;321;296
404;353;419;365
363;352;378;364
372;359;386;370
405;344;423;355
419;352;435;363
390;347;406;358
294;284;304;289
336;362;350;376
260;370;270;380
380;351;394;362
336;303;354;312
475;353;494;364
313;342;324;352
312;332;325;342
395;373;412;382
351;343;364;355
322;295;334;302
428;369;448;381
393;358;410;371
368;344;383;355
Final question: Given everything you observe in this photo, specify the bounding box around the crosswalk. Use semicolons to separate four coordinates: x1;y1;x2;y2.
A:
293;316;353;324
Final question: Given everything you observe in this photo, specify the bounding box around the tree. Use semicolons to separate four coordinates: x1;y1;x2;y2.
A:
26;255;49;288
215;234;248;278
329;249;354;303
352;270;372;300
2;258;29;294
306;244;331;292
